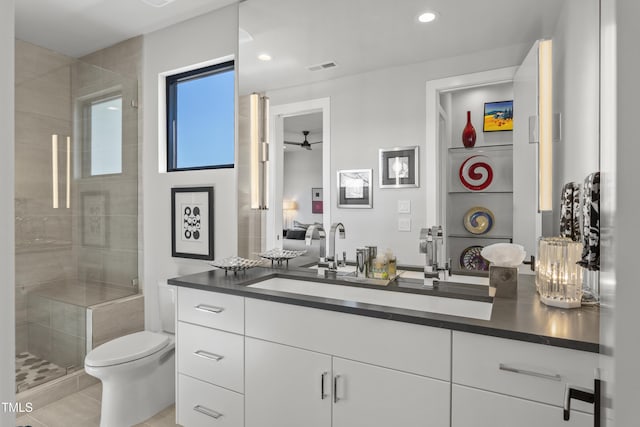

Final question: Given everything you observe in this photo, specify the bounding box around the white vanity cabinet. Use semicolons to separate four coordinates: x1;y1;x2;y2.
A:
331;357;449;427
245;337;331;427
174;286;599;427
451;331;598;427
176;287;245;427
244;298;451;427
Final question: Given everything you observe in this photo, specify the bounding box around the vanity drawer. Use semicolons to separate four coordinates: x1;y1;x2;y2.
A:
178;287;244;334
178;374;244;427
178;321;244;393
245;298;451;380
452;331;598;412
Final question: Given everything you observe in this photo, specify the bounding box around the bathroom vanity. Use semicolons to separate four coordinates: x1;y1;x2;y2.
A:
169;267;599;427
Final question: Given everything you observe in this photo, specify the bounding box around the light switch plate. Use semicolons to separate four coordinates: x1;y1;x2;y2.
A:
398;217;411;232
398;200;411;214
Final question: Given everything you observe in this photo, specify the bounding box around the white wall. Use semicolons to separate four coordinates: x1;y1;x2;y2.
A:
142;4;238;330
615;0;640;424
283;148;323;225
0;0;15;423
551;0;600;232
267;44;527;265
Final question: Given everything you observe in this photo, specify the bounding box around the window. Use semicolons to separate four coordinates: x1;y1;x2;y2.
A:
85;95;123;176
166;61;235;171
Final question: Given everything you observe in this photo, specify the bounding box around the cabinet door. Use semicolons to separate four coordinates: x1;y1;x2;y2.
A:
245;337;331;427
452;384;592;427
332;357;450;427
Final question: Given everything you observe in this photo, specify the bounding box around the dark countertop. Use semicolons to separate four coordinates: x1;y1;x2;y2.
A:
168;265;600;353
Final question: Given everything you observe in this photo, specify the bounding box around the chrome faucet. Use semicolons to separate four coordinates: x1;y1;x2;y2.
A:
419;226;451;286
327;223;346;270
305;224;327;267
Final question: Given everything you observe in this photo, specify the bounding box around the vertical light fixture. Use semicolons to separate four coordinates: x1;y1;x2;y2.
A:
250;93;270;209
66;136;71;209
538;39;553;212
51;134;59;209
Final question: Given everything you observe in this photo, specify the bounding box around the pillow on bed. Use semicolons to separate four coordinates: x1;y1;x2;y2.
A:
285;229;307;240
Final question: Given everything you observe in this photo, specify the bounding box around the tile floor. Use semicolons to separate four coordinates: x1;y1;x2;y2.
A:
15;352;67;393
15;383;180;427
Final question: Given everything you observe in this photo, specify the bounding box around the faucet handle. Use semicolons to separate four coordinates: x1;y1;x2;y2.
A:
419;228;430;253
337;251;347;267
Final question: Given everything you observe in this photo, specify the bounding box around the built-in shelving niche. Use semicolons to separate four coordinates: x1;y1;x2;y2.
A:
439;82;514;273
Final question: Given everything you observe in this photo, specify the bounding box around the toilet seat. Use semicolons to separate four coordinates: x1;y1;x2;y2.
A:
85;331;170;368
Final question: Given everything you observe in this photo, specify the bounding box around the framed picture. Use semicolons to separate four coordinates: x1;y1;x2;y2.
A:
337;169;372;208
311;187;323;214
81;191;108;247
171;187;214;260
379;146;419;188
483;100;514;132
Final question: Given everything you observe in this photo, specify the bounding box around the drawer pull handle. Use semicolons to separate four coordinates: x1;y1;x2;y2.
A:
499;363;561;382
193;404;223;419
320;371;328;400
333;375;341;403
194;350;224;362
195;304;225;314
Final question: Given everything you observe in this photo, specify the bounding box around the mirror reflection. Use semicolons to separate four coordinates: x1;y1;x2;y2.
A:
239;0;600;269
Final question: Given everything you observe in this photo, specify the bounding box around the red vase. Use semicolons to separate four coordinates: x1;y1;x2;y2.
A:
462;111;476;148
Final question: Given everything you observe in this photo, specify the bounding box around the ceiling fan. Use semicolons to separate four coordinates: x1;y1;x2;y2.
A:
284;130;322;150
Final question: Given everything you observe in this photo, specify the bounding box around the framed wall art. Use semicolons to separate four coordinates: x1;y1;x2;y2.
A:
337;169;372;208
483;100;514;132
311;187;323;214
379;146;419;188
171;186;214;260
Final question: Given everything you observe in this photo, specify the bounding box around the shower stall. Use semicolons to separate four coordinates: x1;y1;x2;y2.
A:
15;40;140;392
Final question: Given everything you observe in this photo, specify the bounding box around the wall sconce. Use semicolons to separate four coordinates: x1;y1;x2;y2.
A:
538;39;553;212
52;134;59;209
51;134;72;209
250;93;270;209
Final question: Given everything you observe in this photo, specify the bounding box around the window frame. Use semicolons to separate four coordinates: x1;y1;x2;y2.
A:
166;60;235;172
82;92;124;178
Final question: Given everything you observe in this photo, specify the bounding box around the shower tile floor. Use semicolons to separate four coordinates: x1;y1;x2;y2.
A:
15;352;67;393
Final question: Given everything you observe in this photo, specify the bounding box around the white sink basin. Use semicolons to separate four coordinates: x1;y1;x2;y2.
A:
400;271;490;286
248;278;492;320
306;264;357;274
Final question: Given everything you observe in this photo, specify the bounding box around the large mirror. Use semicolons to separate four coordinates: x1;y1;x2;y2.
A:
239;0;600;268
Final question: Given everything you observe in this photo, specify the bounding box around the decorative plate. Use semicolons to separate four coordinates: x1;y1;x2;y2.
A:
258;248;307;261
463;206;495;235
458;155;494;191
209;257;264;273
460;246;489;271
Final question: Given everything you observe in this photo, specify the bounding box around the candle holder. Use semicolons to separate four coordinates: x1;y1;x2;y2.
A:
536;237;584;308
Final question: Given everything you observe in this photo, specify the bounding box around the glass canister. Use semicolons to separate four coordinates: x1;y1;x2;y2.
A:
535;237;584;308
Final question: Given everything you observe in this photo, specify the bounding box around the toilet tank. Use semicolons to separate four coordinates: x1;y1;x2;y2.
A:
158;282;176;334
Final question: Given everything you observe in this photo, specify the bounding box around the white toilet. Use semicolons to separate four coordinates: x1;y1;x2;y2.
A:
85;282;176;427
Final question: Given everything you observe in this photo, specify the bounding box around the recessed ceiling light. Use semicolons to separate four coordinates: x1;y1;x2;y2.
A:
418;12;437;23
258;53;272;61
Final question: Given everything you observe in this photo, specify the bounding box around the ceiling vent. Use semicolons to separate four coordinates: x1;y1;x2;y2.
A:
307;61;338;72
140;0;176;7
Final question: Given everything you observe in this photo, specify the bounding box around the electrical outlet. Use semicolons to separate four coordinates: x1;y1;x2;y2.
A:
398;217;411;232
398;200;411;213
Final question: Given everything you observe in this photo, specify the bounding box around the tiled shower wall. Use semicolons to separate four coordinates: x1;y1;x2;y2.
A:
15;40;76;356
76;36;142;292
15;37;143;372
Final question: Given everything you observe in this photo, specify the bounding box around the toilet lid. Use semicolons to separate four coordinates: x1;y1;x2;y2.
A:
85;331;170;367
